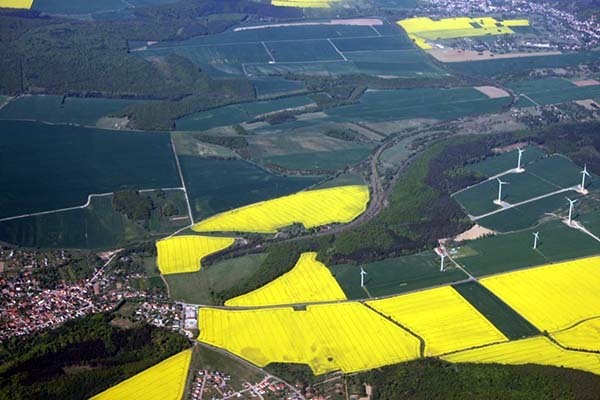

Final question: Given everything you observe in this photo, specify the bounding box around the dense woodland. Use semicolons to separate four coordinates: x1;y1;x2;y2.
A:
0;313;189;400
350;358;600;400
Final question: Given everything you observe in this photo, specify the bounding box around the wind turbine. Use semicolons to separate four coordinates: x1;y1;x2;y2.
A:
440;252;446;272
516;148;525;172
360;267;367;287
580;164;591;193
532;231;540;249
566;197;577;225
496;178;509;203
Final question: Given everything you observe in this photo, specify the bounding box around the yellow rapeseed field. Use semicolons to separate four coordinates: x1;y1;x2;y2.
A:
0;0;33;8
368;286;507;356
552;318;600;352
481;256;600;332
198;302;420;374
192;185;369;234
397;17;529;49
156;235;235;275
443;337;600;375
225;252;346;306
90;348;192;400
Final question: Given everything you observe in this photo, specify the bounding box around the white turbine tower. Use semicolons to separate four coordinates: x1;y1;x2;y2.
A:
496;178;509;204
516;148;525;172
532;231;540;249
440;252;446;272
360;267;367;287
566;197;577;225
580;164;591;193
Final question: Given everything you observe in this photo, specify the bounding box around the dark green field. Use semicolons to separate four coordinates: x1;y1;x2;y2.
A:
165;254;267;304
453;171;559;216
33;0;179;16
261;147;373;171
329;251;468;300
467;146;546;177
0;95;142;126
175;95;314;131
456;220;600;276
0;121;180;219
476;192;577;232
326;87;511;123
179;156;321;220
507;78;600;106
0;190;189;249
453;282;540;340
454;154;586;217
448;51;600;78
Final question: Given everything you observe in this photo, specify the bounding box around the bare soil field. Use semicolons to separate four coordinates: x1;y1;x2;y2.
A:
428;49;562;63
234;18;383;31
572;79;600;87
474;86;510;99
454;224;496;241
575;99;600;110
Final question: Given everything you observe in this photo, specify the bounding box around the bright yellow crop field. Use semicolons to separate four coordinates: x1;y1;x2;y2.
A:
481;256;600;332
553;318;600;352
0;0;33;9
90;348;192;400
156;235;235;275
368;286;507;356
225;252;346;307
397;17;529;49
192;185;369;234
443;337;600;375
198;302;420;374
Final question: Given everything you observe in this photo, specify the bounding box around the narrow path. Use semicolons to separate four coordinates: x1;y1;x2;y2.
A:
261;41;276;63
0;187;185;222
472;186;579;221
362;302;426;357
327;38;348;61
171;134;195;224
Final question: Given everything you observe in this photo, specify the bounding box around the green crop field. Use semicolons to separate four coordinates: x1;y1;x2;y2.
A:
328;250;469;300
476;192;578;232
252;78;306;97
343;50;445;76
175;95;314;131
331;35;413;51
179;156;321;220
165;253;267;304
0;191;188;249
266;39;343;62
467;146;546;177
326;87;511;123
453;282;540;340
0;95;143;126
455;220;600;276
0;121;179;219
448;51;600;77
261;147;373;171
507;78;600;106
526;154;590;189
453;171;559;216
33;0;178;15
454;154;587;217
247;128;374;171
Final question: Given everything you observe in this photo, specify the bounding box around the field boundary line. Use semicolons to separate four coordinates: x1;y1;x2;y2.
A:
0;187;184;222
132;34;397;51
370;25;382;36
361;302;426;357
519;93;541;107
551;315;600;334
261;41;276;63
171;134;195;224
327;38;348;61
472;186;579;221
